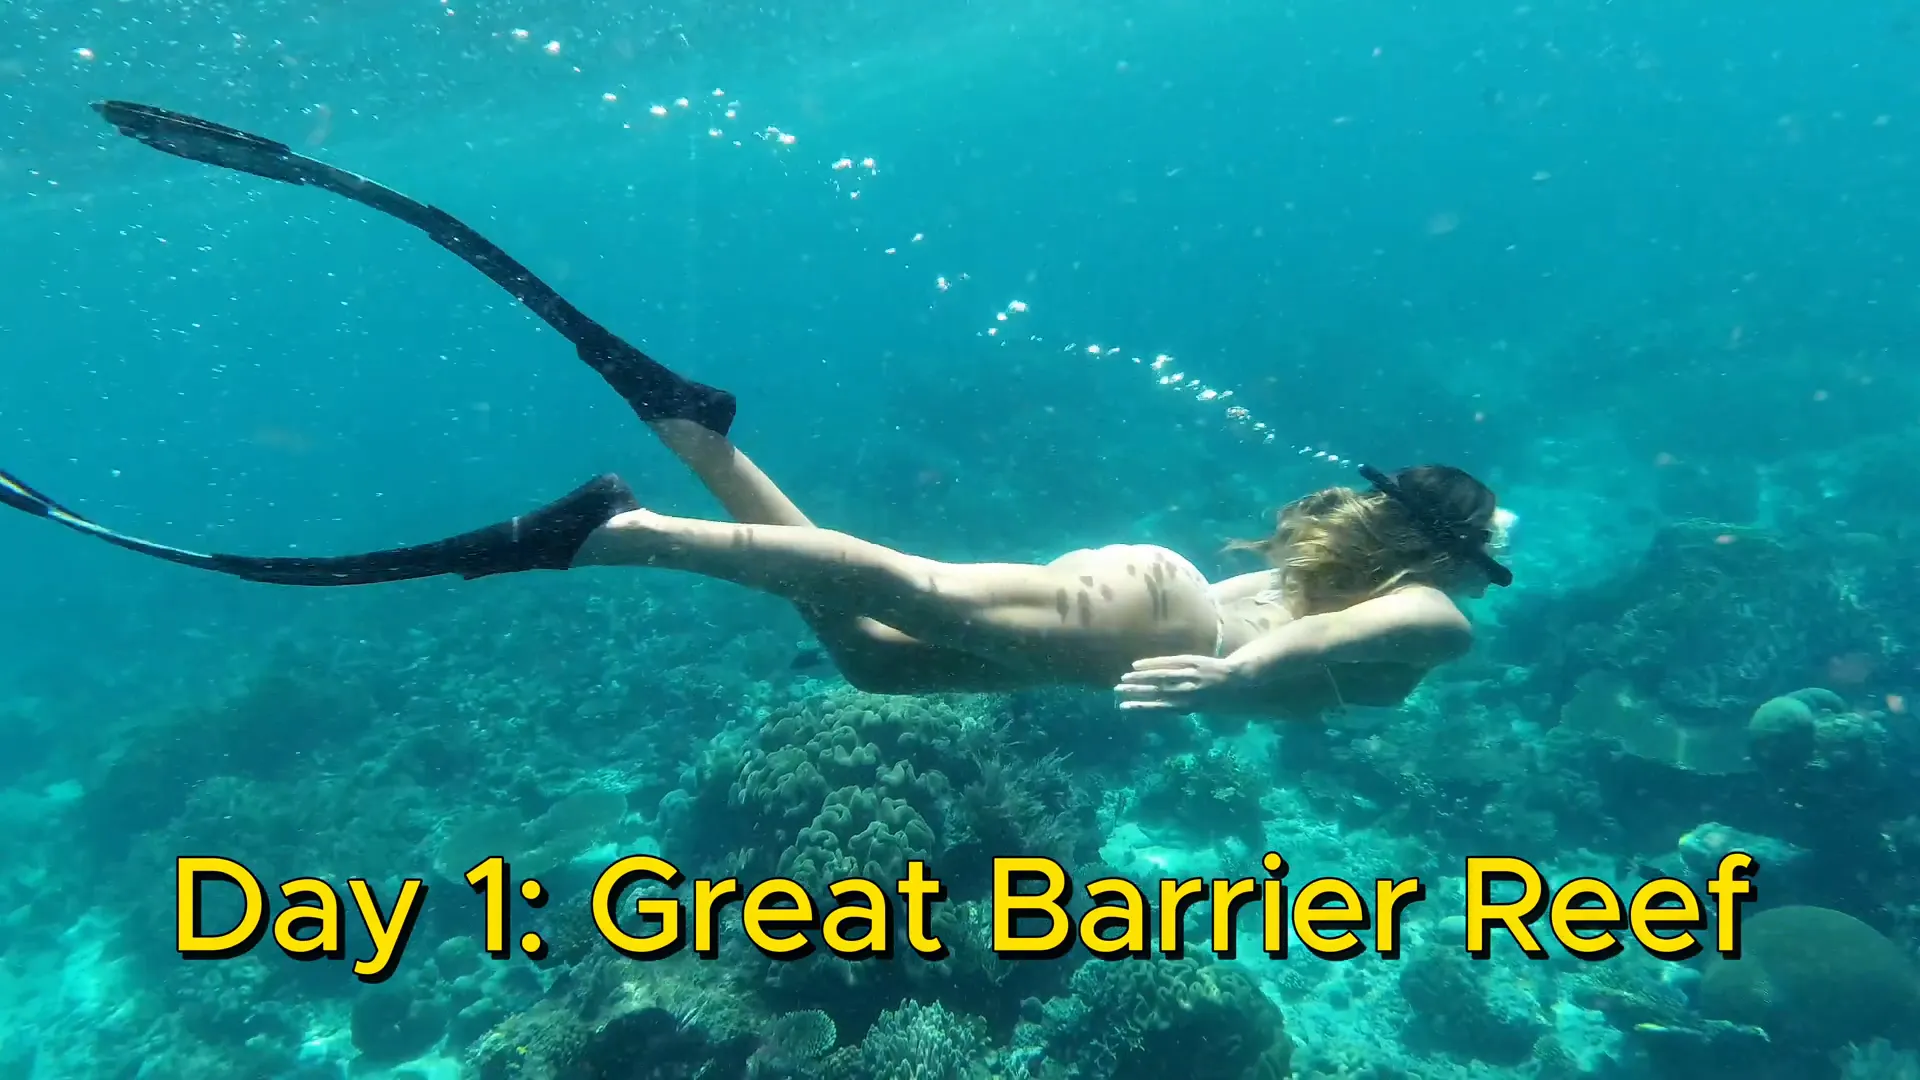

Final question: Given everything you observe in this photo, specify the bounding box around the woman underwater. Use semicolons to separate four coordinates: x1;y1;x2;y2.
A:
4;102;1512;718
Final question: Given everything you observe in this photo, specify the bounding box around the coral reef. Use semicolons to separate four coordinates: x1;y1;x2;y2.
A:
25;401;1920;1080
351;983;451;1064
1395;951;1546;1066
1131;746;1272;851
432;786;632;882
651;686;1098;1033
1746;688;1888;804
468;951;762;1080
1022;957;1292;1080
1698;905;1920;1053
1504;519;1894;724
823;1001;995;1080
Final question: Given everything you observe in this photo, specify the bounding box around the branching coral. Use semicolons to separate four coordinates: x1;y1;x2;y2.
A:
1396;952;1545;1066
652;686;1097;1035
948;752;1098;891
469;951;761;1080
661;687;996;878
1028;957;1291;1080
1132;747;1272;850
823;1001;995;1080
750;1010;838;1076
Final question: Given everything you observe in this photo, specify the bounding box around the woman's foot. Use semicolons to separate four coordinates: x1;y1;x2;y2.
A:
572;506;676;567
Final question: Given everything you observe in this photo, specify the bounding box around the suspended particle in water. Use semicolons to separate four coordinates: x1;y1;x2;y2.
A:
511;28;529;39
74;47;95;60
650;104;668;117
602;93;617;102
544;40;561;55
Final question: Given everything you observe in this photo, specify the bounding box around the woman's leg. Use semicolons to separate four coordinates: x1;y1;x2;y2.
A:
572;499;1222;685
643;420;1030;692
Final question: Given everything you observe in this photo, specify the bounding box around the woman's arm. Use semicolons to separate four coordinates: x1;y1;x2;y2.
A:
1115;586;1473;712
1223;586;1472;686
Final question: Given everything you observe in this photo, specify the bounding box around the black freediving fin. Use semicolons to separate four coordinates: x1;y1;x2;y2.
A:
0;467;638;587
90;100;737;437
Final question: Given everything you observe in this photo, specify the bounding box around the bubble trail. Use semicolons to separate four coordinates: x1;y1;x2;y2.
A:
501;29;1355;470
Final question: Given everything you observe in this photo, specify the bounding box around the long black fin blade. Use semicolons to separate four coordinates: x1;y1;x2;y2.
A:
92;100;736;435
0;466;638;587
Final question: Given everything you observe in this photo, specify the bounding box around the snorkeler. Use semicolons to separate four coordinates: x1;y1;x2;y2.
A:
2;102;1512;717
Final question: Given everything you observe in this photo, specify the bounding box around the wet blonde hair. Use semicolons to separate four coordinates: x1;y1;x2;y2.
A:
1232;466;1501;616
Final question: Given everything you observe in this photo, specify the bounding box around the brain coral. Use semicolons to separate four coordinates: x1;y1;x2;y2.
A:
1698;905;1920;1052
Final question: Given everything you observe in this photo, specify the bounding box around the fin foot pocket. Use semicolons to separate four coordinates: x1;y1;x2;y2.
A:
207;473;640;585
574;329;738;433
0;465;638;587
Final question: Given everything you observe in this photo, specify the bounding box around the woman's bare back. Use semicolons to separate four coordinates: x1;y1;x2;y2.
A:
1212;574;1434;717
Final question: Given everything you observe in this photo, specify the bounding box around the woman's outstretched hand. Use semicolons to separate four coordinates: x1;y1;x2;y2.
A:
1113;654;1240;712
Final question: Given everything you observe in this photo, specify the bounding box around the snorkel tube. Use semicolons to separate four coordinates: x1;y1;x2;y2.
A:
1357;464;1514;588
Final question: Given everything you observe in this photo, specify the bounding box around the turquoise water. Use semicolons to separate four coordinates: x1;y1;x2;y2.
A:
3;2;1919;1078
